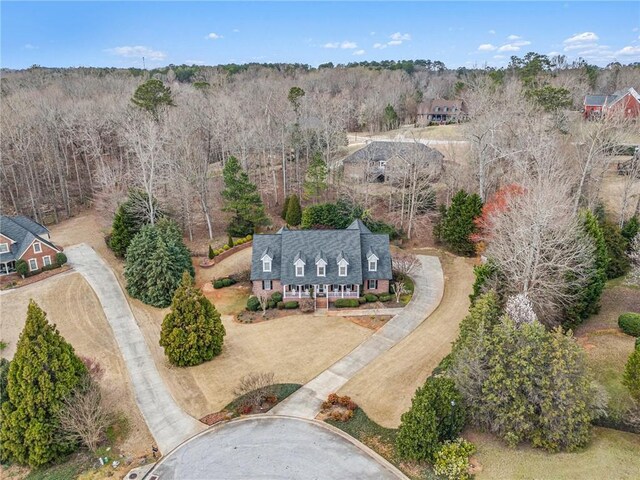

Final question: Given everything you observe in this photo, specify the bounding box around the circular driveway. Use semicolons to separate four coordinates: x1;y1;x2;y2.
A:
145;416;406;479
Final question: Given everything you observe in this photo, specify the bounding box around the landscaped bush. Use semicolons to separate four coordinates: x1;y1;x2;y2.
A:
271;291;283;303
277;301;285;310
222;278;236;287
378;293;391;302
364;293;378;302
619;313;640;337
335;298;360;308
358;297;367;304
623;346;640;401
213;280;224;289
246;296;260;312
284;301;299;309
267;300;276;309
636;337;640;349
15;259;28;278
55;252;68;266
433;438;476;480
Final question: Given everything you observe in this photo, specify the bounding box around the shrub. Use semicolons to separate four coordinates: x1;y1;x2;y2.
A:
623;347;640;401
267;300;276;309
277;301;285;310
16;259;28;277
358;296;367;304
208;245;214;259
619;313;640;337
436;190;483;256
246;296;260;312
433;438;476;480
636;337;640;349
378;293;391;302
365;293;378;302
335;298;360;308
300;298;314;313
284;301;299;309
222;278;235;287
271;291;283;303
223;245;230;251
233;372;276;409
246;234;253;241
213;280;224;289
55;252;68;266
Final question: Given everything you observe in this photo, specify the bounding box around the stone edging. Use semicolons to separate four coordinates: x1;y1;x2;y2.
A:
199;241;252;268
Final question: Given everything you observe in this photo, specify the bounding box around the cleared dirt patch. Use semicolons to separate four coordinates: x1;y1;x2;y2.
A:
339;250;475;427
0;272;153;457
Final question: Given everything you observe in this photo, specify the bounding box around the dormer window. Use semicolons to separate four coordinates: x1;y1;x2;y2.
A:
294;257;306;277
316;257;327;277
317;265;325;276
368;259;377;271
339;265;347;276
263;258;271;272
33;242;42;253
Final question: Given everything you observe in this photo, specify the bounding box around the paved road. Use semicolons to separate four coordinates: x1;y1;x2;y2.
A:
146;416;405;480
65;244;204;454
270;255;444;418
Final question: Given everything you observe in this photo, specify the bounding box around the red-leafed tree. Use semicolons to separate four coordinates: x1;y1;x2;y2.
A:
472;184;525;250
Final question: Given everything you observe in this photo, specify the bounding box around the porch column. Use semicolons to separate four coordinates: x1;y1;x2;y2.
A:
356;284;360;297
341;285;344;298
298;286;301;298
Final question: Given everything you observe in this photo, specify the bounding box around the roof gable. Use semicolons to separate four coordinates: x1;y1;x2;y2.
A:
0;215;59;262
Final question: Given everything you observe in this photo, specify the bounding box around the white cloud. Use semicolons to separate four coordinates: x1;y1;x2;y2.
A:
390;32;411;41
617;45;640;56
488;29;496;35
387;40;403;46
232;29;240;33
564;32;599;44
353;49;366;56
498;44;521;52
507;34;521;40
373;42;386;49
478;43;497;51
105;45;166;60
206;32;223;40
323;41;357;49
23;43;38;50
513;40;531;47
323;42;339;48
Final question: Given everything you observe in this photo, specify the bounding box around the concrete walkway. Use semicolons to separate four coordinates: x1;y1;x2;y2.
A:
65;244;204;454
147;415;406;479
320;307;404;317
270;255;444;418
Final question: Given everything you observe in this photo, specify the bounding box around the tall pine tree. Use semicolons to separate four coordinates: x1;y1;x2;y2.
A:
160;272;226;366
285;194;302;226
438;190;483;256
221;156;270;236
303;153;328;203
0;301;87;467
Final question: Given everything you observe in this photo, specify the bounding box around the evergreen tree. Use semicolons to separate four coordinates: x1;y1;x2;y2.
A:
565;210;608;326
125;219;194;308
621;216;639;244
303;152;328;203
131;78;175;120
0;358;10;406
383;103;399;130
109;190;162;258
600;221;631;279
110;204;136;258
452;291;501;355
221;156;270;236
0;301;87;467
285;194;302;226
623;346;640;401
160;272;226;366
281;195;291;220
439;190;483;256
396;377;465;462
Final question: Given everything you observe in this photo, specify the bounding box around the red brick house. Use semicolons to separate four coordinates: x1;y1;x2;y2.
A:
0;215;61;276
250;220;392;309
583;87;640;119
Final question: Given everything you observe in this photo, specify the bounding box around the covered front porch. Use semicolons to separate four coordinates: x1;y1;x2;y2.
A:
0;260;16;276
283;283;360;300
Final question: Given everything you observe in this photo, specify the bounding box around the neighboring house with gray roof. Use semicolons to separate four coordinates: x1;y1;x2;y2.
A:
0;215;61;276
342;141;444;183
416;98;468;124
250;219;392;308
584;87;640;119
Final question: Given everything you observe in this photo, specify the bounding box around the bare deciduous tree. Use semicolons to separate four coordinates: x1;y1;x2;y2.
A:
233;372;276;408
392;252;420;277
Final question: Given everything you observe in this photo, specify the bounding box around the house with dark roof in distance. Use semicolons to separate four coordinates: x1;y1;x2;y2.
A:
250;219;392;309
0;215;62;276
416;98;468;124
583;87;640;119
342;141;444;183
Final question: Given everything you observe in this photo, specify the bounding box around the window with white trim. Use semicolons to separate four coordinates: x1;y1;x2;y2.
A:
368;259;377;271
317;265;325;276
33;242;42;253
43;255;52;266
296;265;304;277
368;279;378;290
0;243;8;253
29;258;38;271
263;259;271;272
339;265;347;276
262;280;272;290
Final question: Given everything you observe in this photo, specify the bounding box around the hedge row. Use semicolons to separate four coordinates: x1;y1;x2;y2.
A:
213;278;237;289
209;235;253;259
619;313;640;337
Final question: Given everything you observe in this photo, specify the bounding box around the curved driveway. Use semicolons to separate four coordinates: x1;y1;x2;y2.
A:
270;255;444;418
147;416;405;479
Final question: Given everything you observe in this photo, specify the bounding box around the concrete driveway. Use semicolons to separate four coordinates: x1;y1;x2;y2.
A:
146;416;405;480
270;255;444;418
66;244;204;454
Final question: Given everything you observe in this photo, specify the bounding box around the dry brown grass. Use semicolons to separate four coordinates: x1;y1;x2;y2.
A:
338;250;475;427
0;272;153;457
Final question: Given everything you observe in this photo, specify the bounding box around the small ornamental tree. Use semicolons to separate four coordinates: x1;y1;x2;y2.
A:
110;204;136;258
621;216;639;244
623;346;640;401
15;259;28;278
0;301;87;467
438;190;483;256
285;194;302;226
396;377;465;462
160;272;226;366
281;195;291;220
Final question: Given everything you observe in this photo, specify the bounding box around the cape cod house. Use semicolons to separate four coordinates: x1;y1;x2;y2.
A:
0;215;61;276
416;98;468;124
250;220;392;308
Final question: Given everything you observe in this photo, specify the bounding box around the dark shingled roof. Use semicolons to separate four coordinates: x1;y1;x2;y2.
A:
343;141;444;166
250;220;392;285
0;215;58;263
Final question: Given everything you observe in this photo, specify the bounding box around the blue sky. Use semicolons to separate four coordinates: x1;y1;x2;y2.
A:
2;1;639;69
